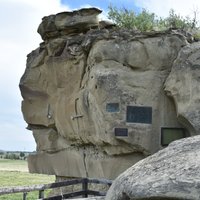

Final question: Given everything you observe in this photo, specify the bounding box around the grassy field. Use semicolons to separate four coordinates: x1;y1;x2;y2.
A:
0;159;55;200
0;159;28;172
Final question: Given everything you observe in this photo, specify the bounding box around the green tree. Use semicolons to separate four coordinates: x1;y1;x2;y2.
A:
20;152;25;158
108;5;199;31
134;9;156;31
108;5;136;29
164;9;193;29
108;5;156;31
4;153;20;160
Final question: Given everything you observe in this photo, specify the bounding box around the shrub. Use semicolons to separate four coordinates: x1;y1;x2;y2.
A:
108;5;199;31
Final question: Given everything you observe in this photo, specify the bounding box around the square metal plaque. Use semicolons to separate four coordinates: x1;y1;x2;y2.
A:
106;103;119;112
161;127;186;146
126;106;152;124
115;128;128;137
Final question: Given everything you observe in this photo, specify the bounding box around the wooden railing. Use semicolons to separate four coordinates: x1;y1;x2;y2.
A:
0;178;112;200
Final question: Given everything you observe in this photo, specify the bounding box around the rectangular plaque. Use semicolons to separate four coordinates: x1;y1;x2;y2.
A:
115;128;128;137
106;103;119;112
161;127;186;146
126;106;152;124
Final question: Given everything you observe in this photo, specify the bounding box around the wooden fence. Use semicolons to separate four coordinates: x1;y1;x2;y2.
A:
0;178;112;200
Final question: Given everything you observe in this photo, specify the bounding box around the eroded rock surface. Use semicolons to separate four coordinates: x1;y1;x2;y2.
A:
38;8;102;40
20;8;200;179
165;42;200;134
106;135;200;200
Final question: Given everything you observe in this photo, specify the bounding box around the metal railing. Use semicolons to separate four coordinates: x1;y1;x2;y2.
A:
0;178;112;199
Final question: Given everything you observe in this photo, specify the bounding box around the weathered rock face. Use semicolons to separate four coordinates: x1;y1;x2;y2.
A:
106;135;200;200
38;8;102;40
19;8;200;179
165;42;200;134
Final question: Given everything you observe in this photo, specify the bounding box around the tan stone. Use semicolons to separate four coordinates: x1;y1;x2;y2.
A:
37;8;102;40
164;42;200;134
106;135;200;200
20;8;200;180
85;153;145;179
28;150;87;177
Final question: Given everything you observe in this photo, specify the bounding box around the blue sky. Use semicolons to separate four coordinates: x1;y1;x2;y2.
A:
0;0;199;151
61;0;141;13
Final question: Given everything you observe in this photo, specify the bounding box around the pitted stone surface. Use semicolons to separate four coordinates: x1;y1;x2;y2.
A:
106;135;200;200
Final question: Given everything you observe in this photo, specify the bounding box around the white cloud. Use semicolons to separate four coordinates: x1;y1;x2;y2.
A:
0;0;69;151
134;0;200;20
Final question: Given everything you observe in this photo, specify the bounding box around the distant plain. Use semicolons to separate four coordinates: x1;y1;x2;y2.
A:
0;159;54;200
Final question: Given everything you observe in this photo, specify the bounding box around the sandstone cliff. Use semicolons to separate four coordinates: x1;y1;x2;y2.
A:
19;8;200;179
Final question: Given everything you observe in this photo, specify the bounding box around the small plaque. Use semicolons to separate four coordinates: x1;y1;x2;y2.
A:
161;127;186;146
106;103;119;112
126;106;152;124
115;128;128;137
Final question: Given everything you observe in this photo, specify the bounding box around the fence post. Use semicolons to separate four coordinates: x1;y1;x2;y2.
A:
39;190;44;198
23;192;27;200
82;178;88;198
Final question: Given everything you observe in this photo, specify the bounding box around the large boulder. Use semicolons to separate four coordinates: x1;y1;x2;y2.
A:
164;42;200;134
37;8;102;40
106;135;200;200
19;7;200;180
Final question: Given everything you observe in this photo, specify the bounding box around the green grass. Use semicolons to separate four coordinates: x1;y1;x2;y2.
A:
0;159;55;200
0;159;28;172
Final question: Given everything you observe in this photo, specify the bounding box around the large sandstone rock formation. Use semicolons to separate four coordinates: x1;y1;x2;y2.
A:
106;135;200;200
19;8;200;179
165;42;200;134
